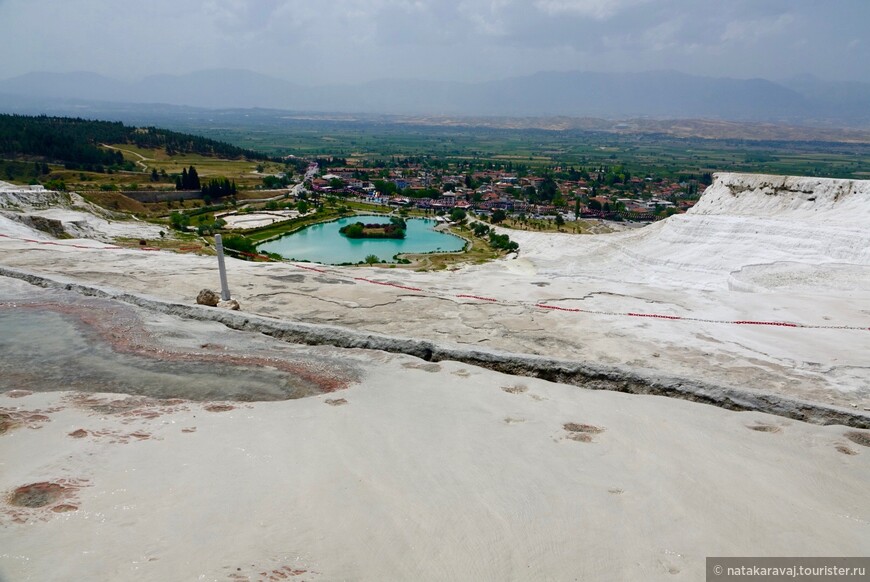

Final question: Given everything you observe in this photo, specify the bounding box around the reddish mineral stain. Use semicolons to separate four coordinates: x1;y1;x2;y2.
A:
4;390;33;398
0;414;14;434
9;482;68;508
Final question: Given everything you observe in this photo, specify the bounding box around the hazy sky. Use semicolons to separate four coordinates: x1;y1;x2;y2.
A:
2;0;867;84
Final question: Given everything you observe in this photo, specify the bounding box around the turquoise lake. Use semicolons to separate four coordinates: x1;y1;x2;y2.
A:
258;215;466;264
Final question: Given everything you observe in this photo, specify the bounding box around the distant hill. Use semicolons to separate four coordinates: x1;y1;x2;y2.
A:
0;114;270;170
780;75;870;126
1;68;868;127
0;70;304;110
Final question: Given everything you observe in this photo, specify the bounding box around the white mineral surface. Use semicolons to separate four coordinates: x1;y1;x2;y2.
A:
1;173;868;581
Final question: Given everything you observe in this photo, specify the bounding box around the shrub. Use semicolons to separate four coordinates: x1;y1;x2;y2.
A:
472;222;490;237
342;222;365;238
169;211;190;231
221;234;257;254
488;231;519;252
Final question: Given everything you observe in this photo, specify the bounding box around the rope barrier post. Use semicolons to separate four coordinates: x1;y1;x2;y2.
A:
214;234;231;301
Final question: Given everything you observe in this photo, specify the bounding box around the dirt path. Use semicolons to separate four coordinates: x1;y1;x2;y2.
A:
100;144;151;171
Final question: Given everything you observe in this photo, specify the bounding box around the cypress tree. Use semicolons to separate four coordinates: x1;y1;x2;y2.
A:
188;166;200;190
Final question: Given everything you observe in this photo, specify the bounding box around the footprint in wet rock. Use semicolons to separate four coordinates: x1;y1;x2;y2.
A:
199;343;227;351
503;416;525;424
325;398;348;406
845;431;870;448
501;384;528;395
835;444;858;456
204;404;235;413
452;369;471;378
401;362;441;373
563;422;605;443
746;423;781;433
564;422;605;434
51;504;78;513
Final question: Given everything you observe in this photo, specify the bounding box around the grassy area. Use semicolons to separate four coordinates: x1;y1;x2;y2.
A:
242;209;351;243
22;146;287;194
80;191;151;214
165;119;870;180
80;191;212;218
497;216;617;234
0;159;53;183
102;144;288;187
397;224;503;271
113;235;213;254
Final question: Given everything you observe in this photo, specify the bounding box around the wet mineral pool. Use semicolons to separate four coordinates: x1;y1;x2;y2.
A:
0;310;321;401
257;215;466;264
9;482;67;508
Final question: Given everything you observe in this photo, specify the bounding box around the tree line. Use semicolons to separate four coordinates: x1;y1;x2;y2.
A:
0;114;124;170
175;165;237;200
0;114;273;173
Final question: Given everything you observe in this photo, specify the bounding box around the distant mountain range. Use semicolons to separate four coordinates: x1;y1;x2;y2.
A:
1;69;868;127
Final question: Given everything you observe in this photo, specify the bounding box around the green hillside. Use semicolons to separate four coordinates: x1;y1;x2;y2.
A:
0;114;271;172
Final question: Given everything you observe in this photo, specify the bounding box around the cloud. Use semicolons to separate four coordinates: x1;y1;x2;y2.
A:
203;0;285;30
0;0;868;84
720;13;795;44
458;0;513;36
534;0;649;19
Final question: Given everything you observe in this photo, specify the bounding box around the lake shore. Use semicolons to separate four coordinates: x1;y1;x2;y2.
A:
258;214;466;264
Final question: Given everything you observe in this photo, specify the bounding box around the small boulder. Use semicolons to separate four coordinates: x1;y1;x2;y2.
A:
218;299;241;311
196;289;220;307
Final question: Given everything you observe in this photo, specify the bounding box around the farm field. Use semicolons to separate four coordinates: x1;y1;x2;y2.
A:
164;117;870;180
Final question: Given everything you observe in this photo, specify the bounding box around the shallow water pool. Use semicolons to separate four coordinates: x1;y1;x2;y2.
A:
258;215;466;264
0;310;321;401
